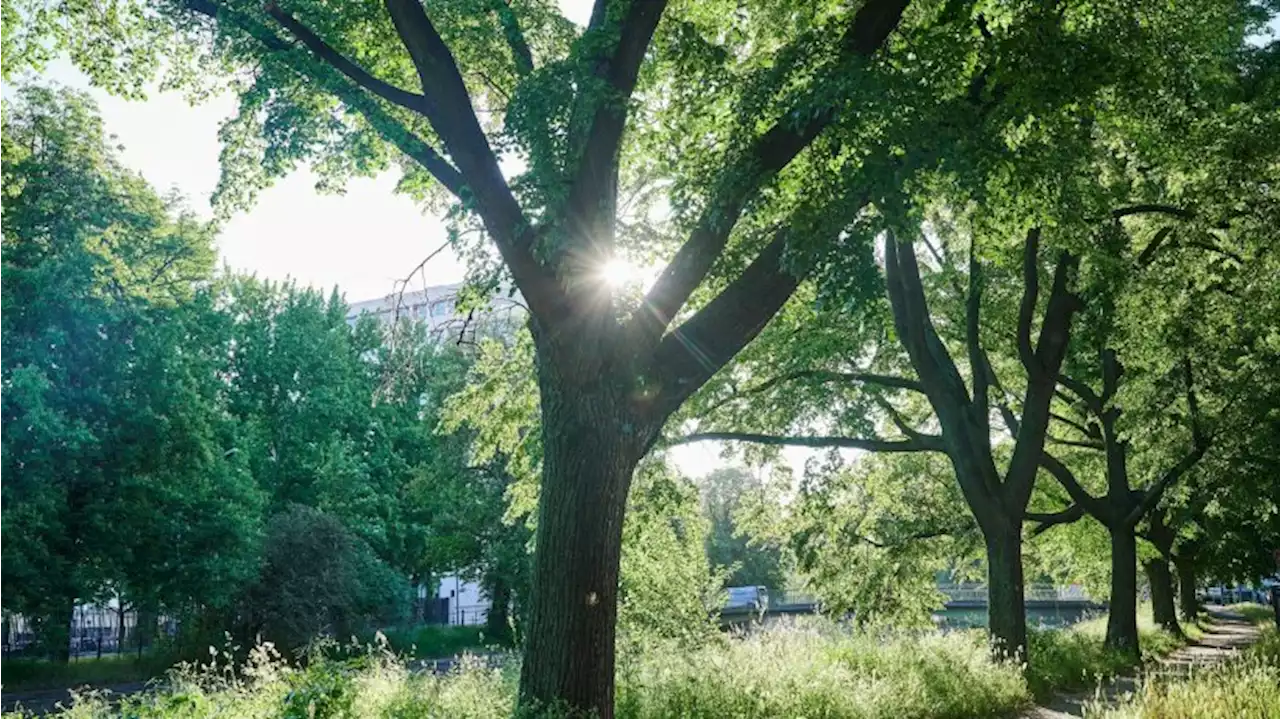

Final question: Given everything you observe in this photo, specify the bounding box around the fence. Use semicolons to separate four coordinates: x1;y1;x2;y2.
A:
2;606;174;660
938;583;1091;603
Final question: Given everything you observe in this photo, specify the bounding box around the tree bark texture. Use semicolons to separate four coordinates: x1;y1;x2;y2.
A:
1144;558;1182;636
516;372;643;718
1105;527;1140;657
984;524;1028;662
1175;556;1199;622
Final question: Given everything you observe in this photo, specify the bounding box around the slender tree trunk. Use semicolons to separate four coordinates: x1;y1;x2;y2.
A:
517;381;640;718
983;524;1028;663
1174;556;1199;622
1105;526;1140;657
486;576;513;644
49;595;75;663
1144;558;1181;636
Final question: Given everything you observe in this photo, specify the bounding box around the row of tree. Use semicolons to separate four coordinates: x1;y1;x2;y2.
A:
2;84;749;658
1;85;505;657
7;0;1278;715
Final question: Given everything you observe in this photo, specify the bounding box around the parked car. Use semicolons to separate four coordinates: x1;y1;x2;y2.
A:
724;586;769;613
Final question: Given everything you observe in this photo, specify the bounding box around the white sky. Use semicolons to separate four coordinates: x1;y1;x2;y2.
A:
14;0;827;479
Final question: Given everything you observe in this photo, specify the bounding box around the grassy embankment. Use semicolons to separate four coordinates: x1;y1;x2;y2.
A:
5;604;1235;718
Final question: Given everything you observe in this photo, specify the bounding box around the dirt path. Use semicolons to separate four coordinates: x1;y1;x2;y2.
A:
1021;608;1262;718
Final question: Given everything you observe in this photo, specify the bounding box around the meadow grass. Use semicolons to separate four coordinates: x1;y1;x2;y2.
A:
1023;604;1191;699
1093;626;1280;718
1222;601;1275;625
2;622;1032;719
1;606;1234;718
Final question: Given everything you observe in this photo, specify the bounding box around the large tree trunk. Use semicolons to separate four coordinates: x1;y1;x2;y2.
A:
983;524;1028;663
1105;526;1140;657
1144;558;1181;636
1174;556;1199;622
517;380;640;718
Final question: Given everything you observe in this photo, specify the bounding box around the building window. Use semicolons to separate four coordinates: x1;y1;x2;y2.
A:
431;301;452;318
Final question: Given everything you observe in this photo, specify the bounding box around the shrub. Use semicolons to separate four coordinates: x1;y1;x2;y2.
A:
235;505;408;652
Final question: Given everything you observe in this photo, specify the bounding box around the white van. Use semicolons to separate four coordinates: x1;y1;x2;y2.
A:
724;586;769;613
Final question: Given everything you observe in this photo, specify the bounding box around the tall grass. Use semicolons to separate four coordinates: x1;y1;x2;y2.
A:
1094;627;1280;718
2;607;1221;718
1024;605;1190;699
2;622;1032;719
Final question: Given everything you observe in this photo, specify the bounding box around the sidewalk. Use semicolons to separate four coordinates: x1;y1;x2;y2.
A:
1022;608;1263;718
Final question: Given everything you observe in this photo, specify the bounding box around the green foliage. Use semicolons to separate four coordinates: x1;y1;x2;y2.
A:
787;453;980;627
234;505;408;653
699;468;789;594
1;84;262;652
377;625;510;660
617;461;722;651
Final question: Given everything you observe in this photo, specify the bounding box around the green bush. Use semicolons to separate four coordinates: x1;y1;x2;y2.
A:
236;505;408;652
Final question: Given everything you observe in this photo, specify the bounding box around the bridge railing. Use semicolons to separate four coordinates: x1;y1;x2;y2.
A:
938;583;1091;603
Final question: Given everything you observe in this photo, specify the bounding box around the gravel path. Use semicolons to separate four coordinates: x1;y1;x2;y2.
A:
1021;608;1263;718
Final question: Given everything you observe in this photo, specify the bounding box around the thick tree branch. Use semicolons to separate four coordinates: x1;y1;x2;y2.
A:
672;430;944;453
645;229;803;419
1124;440;1210;527
1025;504;1086;536
489;0;534;75
1136;226;1176;267
630;0;911;346
1039;452;1107;520
1059;374;1104;415
967;244;990;430
1005;243;1080;507
564;0;668;251
382;0;560;320
265;3;428;114
1016;227;1041;376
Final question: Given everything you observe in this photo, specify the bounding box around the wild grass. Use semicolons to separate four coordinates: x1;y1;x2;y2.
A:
1222;601;1275;625
375;624;511;659
1093;626;1280;718
2;606;1227;717
1024;605;1190;699
2;622;1032;719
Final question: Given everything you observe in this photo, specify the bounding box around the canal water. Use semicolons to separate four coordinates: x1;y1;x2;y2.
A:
933;604;1103;630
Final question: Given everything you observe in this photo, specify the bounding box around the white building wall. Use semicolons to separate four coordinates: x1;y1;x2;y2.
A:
348;282;525;626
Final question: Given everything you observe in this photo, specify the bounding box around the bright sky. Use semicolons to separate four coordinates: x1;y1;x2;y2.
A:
17;0;834;480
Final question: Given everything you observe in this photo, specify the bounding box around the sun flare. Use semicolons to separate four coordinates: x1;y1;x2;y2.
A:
600;257;637;287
